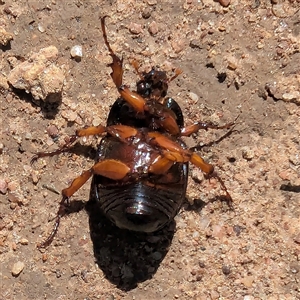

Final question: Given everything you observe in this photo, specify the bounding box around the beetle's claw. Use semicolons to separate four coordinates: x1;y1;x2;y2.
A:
37;237;53;250
30;154;39;165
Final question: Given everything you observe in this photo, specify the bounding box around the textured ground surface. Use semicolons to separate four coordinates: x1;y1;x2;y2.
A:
0;1;300;299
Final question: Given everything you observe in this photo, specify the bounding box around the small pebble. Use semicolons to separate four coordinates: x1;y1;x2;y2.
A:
0;27;13;46
241;275;254;287
38;24;46;33
61;110;77;122
0;220;5;230
290;262;299;274
10;202;17;210
31;171;40;184
272;3;287;18
70;45;83;60
189;39;202;49
242;147;255;160
20;238;29;245
42;253;48;262
24;132;32;140
148;21;158;35
0;178;8;194
233;225;243;236
47;124;59;138
171;38;185;54
222;265;231;275
218;0;230;7
92;117;101;127
227;57;238;70
12;261;25;277
248;15;257;23
282;91;300;103
8;192;20;203
0;142;4;154
129;23;143;35
278;170;291;181
293;233;300;244
257;42;264;49
257;86;268;100
147;0;157;5
4;4;22;18
188;92;199;103
210;290;219;300
11;242;17;251
116;3;126;12
142;7;151;19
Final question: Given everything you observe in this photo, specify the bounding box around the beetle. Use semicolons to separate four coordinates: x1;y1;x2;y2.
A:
32;17;236;248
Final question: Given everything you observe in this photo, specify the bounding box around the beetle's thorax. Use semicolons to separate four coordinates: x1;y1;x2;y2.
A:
136;68;169;100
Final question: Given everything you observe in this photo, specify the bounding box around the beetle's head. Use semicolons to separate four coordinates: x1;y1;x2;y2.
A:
136;68;169;99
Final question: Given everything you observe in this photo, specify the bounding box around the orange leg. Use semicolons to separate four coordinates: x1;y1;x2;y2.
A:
101;17;147;115
62;159;130;198
147;131;214;174
77;124;137;142
118;86;146;113
181;114;239;137
147;132;185;153
38;159;130;248
101;16;123;88
31;124;138;164
31;125;106;164
119;86;181;135
130;59;144;80
147;131;232;202
168;68;183;83
155;109;181;135
149;155;175;175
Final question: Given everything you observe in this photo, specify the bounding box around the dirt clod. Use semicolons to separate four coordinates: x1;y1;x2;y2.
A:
0;27;13;46
7;46;66;102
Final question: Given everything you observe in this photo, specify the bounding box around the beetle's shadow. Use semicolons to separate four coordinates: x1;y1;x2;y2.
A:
85;198;175;291
84;195;228;291
67;143;97;160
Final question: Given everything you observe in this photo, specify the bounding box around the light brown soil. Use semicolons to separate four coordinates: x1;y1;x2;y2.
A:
1;1;299;299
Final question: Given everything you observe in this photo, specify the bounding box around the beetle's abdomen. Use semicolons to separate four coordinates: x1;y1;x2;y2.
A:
92;177;187;232
91;127;188;233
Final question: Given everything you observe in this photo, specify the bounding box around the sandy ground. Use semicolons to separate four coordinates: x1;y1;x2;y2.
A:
1;0;300;299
